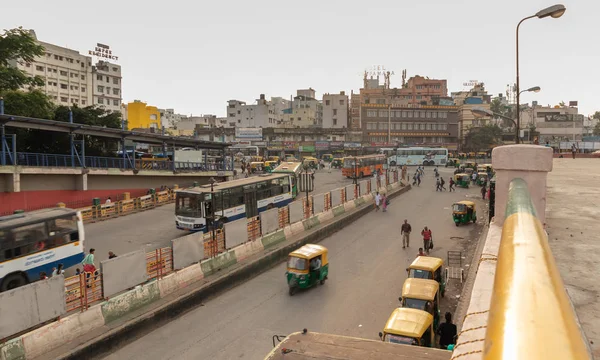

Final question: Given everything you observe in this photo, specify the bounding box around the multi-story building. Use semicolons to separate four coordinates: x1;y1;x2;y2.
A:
175;115;217;131
527;104;584;143
123;100;161;130
322;91;348;128
452;83;492;145
225;95;290;128
10;30;93;107
361;104;459;148
158;108;188;129
91;60;122;112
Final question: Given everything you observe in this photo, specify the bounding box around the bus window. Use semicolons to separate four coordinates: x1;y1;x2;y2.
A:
282;176;291;193
271;178;283;196
13;223;47;244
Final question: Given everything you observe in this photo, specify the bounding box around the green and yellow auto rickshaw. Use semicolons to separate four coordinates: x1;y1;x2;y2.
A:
477;172;488;186
407;256;446;297
464;161;477;170
331;157;343;169
286;244;329;296
399;278;441;330
379;308;435;348
446;158;460;168
264;160;278;173
452;200;477;226
454;173;470;188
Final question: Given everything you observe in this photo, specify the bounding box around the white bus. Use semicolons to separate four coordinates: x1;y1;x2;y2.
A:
0;208;85;292
175;173;295;232
387;147;449;166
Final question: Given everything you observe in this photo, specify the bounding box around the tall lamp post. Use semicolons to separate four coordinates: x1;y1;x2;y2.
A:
208;177;217;253
516;4;566;144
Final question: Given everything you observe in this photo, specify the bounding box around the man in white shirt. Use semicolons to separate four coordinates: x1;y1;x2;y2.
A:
375;192;381;212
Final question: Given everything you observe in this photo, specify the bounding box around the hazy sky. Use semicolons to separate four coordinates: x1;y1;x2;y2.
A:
4;0;599;117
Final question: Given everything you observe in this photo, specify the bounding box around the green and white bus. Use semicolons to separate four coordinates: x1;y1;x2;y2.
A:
271;162;303;197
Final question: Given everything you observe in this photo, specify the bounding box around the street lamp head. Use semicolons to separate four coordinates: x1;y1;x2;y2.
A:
536;4;566;19
527;86;541;93
471;107;494;118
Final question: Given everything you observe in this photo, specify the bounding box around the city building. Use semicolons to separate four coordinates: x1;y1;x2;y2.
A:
124;100;161;130
91;60;122;112
281;89;322;128
10;30;93;107
158;108;188;129
175;115;217;132
225;95;290;128
322;91;349;128
452;83;492;145
525;104;584;143
361;104;459;149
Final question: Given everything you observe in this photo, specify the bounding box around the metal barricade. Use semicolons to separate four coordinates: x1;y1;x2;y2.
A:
203;229;225;258
138;195;155;210
247;216;261;242
99;203;117;219
64;272;103;312
120;199;135;214
78;207;94;222
146;247;173;280
156;190;170;204
324;193;331;212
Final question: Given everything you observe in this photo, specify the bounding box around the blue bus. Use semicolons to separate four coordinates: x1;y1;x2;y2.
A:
0;208;85;291
175;173;295;232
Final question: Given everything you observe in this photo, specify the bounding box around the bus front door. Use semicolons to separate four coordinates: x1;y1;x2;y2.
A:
244;192;258;218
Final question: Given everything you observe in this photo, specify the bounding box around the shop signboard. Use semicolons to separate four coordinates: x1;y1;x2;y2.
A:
330;141;344;149
235;127;263;140
267;141;283;151
315;141;330;149
283;141;298;150
344;142;362;149
299;146;316;152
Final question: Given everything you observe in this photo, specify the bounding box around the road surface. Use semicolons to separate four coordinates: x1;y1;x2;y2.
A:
101;167;485;360
83;169;357;266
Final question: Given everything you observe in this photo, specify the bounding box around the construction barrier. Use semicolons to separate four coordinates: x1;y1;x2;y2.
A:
324;193;331;212
247;216;261;242
341;187;346;203
278;206;290;229
79;207;94;222
302;196;313;219
99;203;117;218
146;247;173;280
138;195;155;210
156;191;170;204
120;199;135;214
354;184;359;199
65;272;103;312
203;229;225;258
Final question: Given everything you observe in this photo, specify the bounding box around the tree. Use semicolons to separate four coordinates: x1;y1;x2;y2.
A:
464;124;503;151
0;27;45;91
489;98;513;126
594;122;600;136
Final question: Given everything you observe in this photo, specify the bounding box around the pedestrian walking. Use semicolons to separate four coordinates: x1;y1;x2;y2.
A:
381;193;388;212
481;185;487;200
417;173;421;187
471;172;477;184
571;143;577;159
436;178;441;191
449;177;455;192
437;312;458;350
81;248;96;273
417;248;427;257
412;173;417;186
421;227;433;255
374;192;381;212
440;177;446;191
401;220;412;248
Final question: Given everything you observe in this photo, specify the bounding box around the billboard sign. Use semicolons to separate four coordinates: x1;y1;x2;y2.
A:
88;43;119;61
235;127;263;140
315;141;330;149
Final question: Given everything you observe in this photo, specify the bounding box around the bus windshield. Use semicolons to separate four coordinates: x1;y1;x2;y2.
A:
343;158;356;168
175;193;202;217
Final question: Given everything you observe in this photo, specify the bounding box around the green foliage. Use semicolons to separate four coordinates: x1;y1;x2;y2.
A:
464;124;503;151
0;27;45;91
490;98;513;122
593;122;600;136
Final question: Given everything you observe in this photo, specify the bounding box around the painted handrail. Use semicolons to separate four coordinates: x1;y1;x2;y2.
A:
484;178;591;360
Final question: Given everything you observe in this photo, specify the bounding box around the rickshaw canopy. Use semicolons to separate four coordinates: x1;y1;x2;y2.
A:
384;308;433;338
264;161;278;167
453;200;475;213
409;256;444;272
454;173;469;181
402;278;440;301
289;244;328;264
250;161;263;167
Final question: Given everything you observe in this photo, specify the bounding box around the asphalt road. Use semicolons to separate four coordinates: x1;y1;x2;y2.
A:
101;167;485;360
83;169;357;265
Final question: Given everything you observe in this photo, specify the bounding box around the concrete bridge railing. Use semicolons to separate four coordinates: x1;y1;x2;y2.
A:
453;145;592;360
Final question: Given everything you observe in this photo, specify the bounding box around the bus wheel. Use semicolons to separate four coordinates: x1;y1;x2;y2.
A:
390;161;396;167
423;161;429;166
1;273;27;292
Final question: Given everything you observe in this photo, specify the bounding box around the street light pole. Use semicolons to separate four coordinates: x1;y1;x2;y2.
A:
209;177;217;254
516;4;566;144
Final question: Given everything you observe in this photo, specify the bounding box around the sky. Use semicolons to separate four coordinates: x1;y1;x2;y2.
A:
4;0;599;117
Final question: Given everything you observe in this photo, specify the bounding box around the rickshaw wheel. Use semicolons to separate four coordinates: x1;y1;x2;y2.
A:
320;279;325;285
289;287;296;296
441;289;445;297
455;223;459;227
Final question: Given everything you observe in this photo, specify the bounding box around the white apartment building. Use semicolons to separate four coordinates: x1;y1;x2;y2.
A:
92;60;122;112
295;88;323;126
527;105;584;142
322;91;348;128
10;30;93;107
159;108;188;129
176;115;217;130
226;95;290;128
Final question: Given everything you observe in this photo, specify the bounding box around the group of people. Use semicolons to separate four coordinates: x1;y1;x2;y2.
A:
374;191;389;212
400;219;434;255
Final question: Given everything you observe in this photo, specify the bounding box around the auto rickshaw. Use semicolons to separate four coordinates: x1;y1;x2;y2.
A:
303;157;319;169
398;278;441;329
458;152;467;159
331;158;343;169
452;200;477;226
286;244;328;296
406;256;446;297
477;172;488;186
446;158;460;168
264;160;278;173
268;155;280;162
252;155;264;162
454;173;470;188
477;151;487;159
476;165;486;173
249;161;264;173
321;153;333;162
463;168;474;177
378;308;434;348
464;161;477;170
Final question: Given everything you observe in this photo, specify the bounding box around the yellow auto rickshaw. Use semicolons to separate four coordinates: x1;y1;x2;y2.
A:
477;172;488;186
477;151;487;159
446;158;460;168
268;156;280;162
458;152;467;159
464;161;477;170
399;278;441;329
286;244;328;296
331;157;343;169
321;153;333;162
252;156;264;162
249;161;264;173
303;157;319;170
477;165;487;173
467;152;476;159
452;200;477;226
264;160;278;173
378;308;435;348
454;173;470;188
407;256;445;296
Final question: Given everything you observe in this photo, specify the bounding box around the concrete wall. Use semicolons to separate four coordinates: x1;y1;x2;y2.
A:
0;174;8;192
345;184;355;201
100;250;148;297
289;201;304;224
260;208;279;235
370;178;377;193
331;188;341;207
171;232;205;270
20;174;75;191
313;193;325;214
0;276;65;339
224;218;247;249
359;181;368;196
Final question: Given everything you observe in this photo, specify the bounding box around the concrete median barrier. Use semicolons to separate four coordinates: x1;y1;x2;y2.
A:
233;240;264;262
199;251;237;277
260;230;286;250
101;281;161;324
158;264;204;298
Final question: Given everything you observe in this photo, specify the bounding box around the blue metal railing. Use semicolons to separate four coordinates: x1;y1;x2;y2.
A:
4;152;233;172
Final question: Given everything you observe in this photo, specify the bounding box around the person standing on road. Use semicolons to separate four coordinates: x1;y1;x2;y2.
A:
449;177;455;192
472;172;477;184
571;143;577;159
401;220;412;249
417;172;421;187
374;192;381;212
436;178;441;191
381;193;388;212
481;185;487;200
437;312;458;350
421;227;432;255
440;177;446;191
